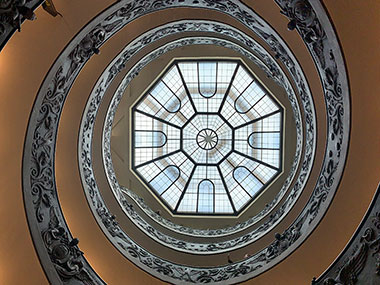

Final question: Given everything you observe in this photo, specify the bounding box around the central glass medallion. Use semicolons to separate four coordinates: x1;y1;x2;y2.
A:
184;114;232;163
197;128;218;150
131;59;283;215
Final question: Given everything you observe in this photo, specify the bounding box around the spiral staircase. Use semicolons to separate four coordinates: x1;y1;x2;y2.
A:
0;1;379;284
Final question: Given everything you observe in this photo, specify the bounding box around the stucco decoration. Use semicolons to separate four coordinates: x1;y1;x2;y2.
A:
80;25;314;257
99;21;308;239
80;32;307;255
313;185;380;285
42;207;95;283
0;0;41;51
22;0;350;284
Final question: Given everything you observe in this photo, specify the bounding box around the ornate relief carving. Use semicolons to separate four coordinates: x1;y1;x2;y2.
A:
275;0;349;228
100;20;309;239
277;0;326;67
314;187;380;284
42;207;95;284
67;27;105;79
97;207;124;239
0;0;36;33
0;0;41;51
28;61;104;284
85;27;311;254
88;22;310;250
22;0;350;284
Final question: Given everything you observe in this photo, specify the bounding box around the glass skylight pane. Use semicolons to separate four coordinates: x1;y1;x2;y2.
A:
132;60;283;215
261;149;281;168
235;81;265;114
253;164;277;183
150;81;181;113
180;62;197;76
217;62;237;83
233;166;263;196
135;130;166;148
254;95;278;116
232;66;253;93
198;180;214;213
136;163;161;182
150;165;180;195
230;188;250;211
162;65;182;92
215;194;233;213
198;62;217;97
249;132;280;149
177;193;197;212
199;180;214;194
161;187;181;209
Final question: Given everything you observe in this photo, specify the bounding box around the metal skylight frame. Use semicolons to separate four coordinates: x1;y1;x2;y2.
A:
131;59;284;216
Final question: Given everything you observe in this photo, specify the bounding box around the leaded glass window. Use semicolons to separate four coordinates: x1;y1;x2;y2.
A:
131;59;283;215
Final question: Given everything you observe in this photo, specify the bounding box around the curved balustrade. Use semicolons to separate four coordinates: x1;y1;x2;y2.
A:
0;0;43;51
313;184;380;285
20;0;350;284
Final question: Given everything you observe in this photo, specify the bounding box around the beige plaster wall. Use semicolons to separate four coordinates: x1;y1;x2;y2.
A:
0;0;378;284
0;1;115;284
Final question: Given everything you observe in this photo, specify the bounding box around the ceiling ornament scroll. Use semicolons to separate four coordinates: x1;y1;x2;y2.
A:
81;33;308;255
313;185;380;284
22;0;350;284
0;0;42;51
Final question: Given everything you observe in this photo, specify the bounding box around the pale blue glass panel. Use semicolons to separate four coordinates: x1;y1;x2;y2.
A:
233;166;263;197
198;62;217;97
197;180;214;213
248;132;280;149
135;131;166;148
235;81;265;114
150;166;180;195
150;81;181;113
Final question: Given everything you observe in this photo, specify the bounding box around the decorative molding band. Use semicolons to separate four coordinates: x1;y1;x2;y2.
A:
101;21;309;238
95;27;312;253
0;0;42;52
86;32;308;254
313;184;380;285
22;0;349;284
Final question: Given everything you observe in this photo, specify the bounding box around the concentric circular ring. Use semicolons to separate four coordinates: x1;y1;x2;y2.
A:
197;128;218;150
22;1;350;284
98;33;306;254
101;25;308;237
94;34;308;255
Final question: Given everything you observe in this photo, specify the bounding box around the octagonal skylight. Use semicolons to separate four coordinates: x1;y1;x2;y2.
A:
131;59;283;215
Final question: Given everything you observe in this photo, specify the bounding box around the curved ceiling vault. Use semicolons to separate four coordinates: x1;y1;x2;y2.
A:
0;1;379;284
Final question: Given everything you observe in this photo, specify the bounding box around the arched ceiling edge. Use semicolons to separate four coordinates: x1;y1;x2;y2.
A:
22;0;350;284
